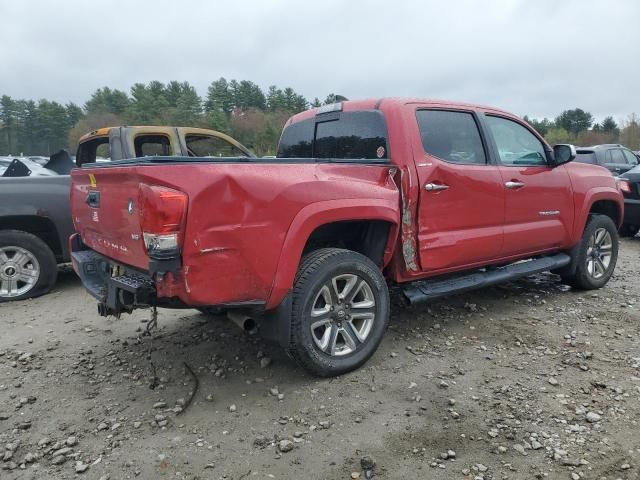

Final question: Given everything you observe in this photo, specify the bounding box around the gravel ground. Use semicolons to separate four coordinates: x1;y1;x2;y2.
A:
1;238;639;480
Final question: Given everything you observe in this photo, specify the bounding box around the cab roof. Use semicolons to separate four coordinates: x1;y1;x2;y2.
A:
285;97;515;126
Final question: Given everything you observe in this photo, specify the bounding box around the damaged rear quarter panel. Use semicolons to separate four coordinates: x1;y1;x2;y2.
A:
149;162;400;307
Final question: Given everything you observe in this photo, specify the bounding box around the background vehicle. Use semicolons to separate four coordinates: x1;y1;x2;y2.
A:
617;165;640;237
575;144;639;175
69;99;623;376
1;127;251;302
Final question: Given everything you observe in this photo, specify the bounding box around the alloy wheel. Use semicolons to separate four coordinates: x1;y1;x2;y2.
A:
585;228;613;279
0;246;40;298
309;273;376;357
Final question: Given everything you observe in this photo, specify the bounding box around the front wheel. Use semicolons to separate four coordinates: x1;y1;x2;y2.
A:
288;248;390;377
562;214;619;290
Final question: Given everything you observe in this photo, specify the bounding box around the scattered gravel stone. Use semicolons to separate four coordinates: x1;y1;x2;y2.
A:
51;455;66;465
513;444;527;455
278;439;294;452
75;460;89;473
586;412;602;423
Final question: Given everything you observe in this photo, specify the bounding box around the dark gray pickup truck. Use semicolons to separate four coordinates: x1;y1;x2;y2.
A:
0;172;74;301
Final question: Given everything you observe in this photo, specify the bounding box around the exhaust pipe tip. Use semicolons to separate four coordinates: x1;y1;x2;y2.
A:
227;311;258;335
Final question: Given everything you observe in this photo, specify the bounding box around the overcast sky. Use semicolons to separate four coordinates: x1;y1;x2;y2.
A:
1;0;638;121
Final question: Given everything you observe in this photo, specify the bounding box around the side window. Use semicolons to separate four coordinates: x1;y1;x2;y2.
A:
485;116;547;166
416;110;486;164
185;135;247;157
76;137;110;166
134;135;171;157
623;149;639;166
612;149;627;164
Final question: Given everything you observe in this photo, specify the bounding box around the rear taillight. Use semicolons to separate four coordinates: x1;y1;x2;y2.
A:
617;179;631;194
138;184;188;254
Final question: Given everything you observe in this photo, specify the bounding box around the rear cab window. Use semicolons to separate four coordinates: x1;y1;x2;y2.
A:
277;110;389;161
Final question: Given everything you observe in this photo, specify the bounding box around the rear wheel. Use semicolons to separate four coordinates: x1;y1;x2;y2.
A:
0;230;57;302
561;215;618;290
288;248;389;377
620;224;640;238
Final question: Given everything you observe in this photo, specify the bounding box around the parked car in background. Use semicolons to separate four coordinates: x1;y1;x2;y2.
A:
617;165;640;237
69;98;623;376
575;144;639;175
1;126;252;302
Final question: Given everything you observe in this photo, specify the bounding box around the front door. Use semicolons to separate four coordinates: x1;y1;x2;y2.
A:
482;114;574;256
414;109;505;272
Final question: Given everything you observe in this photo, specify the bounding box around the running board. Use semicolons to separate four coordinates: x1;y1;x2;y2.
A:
402;253;571;305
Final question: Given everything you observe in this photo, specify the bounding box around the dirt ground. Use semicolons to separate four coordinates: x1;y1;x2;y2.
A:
1;238;639;480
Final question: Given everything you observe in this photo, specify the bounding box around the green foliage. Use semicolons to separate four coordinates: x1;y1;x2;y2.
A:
555;108;593;136
600;116;619;135
84;87;130;115
544;127;572;145
523;115;553;136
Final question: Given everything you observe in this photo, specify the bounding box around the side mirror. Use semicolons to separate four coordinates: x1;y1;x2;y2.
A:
552;144;576;166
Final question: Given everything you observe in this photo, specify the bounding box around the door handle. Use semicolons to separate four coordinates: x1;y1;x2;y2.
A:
425;183;449;192
504;181;525;189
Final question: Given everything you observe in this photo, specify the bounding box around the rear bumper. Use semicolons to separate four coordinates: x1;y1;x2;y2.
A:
70;233;155;316
623;198;640;225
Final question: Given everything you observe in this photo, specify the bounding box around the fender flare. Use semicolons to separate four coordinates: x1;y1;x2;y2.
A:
573;187;623;240
265;198;399;309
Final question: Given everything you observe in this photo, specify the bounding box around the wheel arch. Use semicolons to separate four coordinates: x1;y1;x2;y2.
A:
266;199;399;309
0;216;62;261
573;189;623;241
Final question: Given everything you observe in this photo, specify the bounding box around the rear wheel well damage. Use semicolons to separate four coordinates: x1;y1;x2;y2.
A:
301;220;392;268
589;200;620;226
0;216;62;261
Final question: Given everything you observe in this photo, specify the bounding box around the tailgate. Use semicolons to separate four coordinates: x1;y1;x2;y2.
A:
71;167;148;269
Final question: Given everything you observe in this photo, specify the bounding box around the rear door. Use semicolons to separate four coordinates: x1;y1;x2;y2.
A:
482;114;574;256
414;108;505;271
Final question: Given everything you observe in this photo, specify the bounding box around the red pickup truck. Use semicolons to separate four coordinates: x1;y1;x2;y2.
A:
70;99;623;376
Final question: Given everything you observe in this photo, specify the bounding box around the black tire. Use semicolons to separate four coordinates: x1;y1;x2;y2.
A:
561;215;618;290
619;224;640;238
0;230;57;302
287;248;390;377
